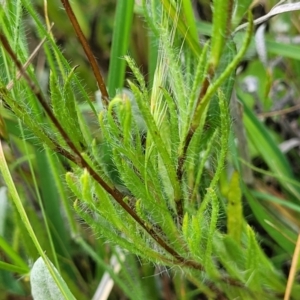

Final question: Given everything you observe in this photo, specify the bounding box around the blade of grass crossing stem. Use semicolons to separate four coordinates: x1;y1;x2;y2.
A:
0;141;76;299
107;0;134;97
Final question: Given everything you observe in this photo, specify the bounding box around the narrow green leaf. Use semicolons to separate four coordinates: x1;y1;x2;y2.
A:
182;213;189;240
252;191;300;213
160;88;180;162
129;81;182;201
65;172;82;200
246;225;263;291
80;169;93;205
63;67;86;149
0;261;28;274
241;102;300;201
200;90;230;210
210;0;233;68
107;0;134;97
227;171;243;243
182;42;209;143
50;71;63;125
204;188;219;277
266;38;300;61
213;234;245;280
0;236;29;271
243;185;296;254
160;0;201;56
190;128;219;203
182;0;199;44
0;87;57;151
74;200;174;265
189;215;203;258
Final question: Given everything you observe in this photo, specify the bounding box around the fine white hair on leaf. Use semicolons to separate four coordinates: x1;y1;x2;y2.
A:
30;257;75;300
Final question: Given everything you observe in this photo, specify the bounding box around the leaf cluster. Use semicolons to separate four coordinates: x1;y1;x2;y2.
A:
1;0;300;299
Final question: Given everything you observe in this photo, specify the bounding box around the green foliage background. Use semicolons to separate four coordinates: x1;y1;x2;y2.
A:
0;0;300;299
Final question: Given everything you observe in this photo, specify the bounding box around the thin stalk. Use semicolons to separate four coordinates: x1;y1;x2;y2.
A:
60;0;109;105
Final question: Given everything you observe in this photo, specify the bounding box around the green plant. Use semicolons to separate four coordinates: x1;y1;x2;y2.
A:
1;0;300;299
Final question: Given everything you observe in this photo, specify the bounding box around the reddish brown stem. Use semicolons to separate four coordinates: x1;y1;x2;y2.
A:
60;0;109;105
0;31;193;269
